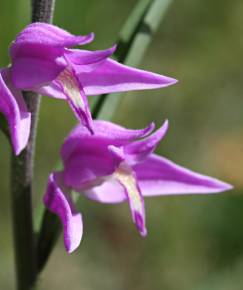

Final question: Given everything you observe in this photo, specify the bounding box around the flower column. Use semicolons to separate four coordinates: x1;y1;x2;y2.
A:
10;1;55;290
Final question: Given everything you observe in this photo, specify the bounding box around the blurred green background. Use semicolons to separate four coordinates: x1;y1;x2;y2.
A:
1;0;243;289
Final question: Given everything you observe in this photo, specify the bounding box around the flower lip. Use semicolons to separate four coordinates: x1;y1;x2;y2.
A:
113;163;147;236
56;66;94;134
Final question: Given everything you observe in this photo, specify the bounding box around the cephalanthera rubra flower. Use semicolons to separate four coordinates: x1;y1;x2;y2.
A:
44;120;232;253
0;23;177;154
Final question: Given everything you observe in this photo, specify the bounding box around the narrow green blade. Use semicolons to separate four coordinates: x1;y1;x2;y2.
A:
92;0;173;120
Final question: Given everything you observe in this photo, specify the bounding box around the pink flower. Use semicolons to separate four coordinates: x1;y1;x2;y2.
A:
0;23;177;154
44;120;232;253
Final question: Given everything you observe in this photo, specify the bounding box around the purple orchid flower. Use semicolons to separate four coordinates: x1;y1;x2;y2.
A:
0;22;177;143
44;120;232;253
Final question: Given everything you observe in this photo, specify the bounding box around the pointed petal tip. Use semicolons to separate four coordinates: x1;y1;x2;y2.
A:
65;240;81;254
65;236;81;254
110;44;117;54
163;119;169;126
134;211;147;237
124;119;169;159
201;175;233;194
139;226;148;238
147;119;169;145
147;122;156;133
89;128;95;135
135;122;155;138
214;180;233;193
86;122;95;135
66;248;73;254
14;146;23;156
82;110;95;134
64;213;83;254
141;229;148;238
79;32;95;45
13;112;31;155
159;119;169;138
170;77;179;85
153;74;178;88
89;32;95;40
96;44;117;59
161;119;169;132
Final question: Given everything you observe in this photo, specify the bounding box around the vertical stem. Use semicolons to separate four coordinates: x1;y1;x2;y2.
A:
32;0;56;22
10;1;55;290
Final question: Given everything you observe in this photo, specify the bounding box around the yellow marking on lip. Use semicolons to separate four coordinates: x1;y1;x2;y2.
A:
57;68;85;110
113;165;143;214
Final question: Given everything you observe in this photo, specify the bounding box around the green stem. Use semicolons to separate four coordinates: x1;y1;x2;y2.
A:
10;1;55;290
92;0;173;119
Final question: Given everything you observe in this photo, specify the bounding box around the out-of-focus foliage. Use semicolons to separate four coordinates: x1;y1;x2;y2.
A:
0;0;243;289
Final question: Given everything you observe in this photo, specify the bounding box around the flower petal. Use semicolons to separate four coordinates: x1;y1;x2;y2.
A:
43;172;83;253
65;45;116;66
61;121;155;163
62;143;124;190
124;120;169;164
60;121;159;190
33;81;66;99
0;68;31;155
11;57;66;89
76;58;178;96
83;178;127;203
10;23;95;89
113;164;147;236
10;22;94;59
134;154;233;195
56;67;93;133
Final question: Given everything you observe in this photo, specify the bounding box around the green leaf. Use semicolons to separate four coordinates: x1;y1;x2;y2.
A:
36;210;61;273
92;0;173;120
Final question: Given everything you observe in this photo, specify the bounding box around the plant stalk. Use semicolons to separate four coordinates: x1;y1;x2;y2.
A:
10;1;55;290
